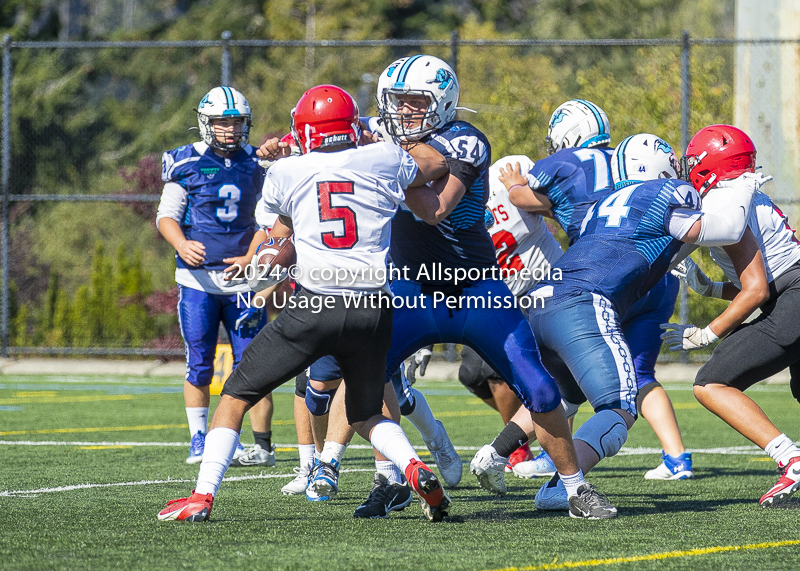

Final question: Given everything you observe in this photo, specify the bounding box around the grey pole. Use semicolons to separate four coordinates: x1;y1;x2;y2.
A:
221;31;231;86
678;30;691;363
450;30;459;75
1;35;11;357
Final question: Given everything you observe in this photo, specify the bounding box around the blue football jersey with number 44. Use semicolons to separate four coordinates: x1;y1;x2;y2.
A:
541;178;701;315
161;142;263;271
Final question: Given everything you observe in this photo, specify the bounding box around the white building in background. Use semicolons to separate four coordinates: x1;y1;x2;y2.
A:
735;0;800;222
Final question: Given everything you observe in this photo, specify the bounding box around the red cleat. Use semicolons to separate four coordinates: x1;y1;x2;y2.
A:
157;491;214;522
505;442;534;473
760;456;800;507
404;458;452;522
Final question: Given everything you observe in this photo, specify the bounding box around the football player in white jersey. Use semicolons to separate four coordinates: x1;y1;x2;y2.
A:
158;84;456;523
663;124;800;507
156;86;276;467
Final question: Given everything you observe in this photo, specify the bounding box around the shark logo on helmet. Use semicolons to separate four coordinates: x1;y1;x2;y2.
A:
654;138;672;154
550;110;567;129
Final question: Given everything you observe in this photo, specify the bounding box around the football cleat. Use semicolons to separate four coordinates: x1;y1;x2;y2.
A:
307;458;339;501
568;483;618;519
760;456;800;507
505;442;534;473
353;473;413;519
513;450;557;479
644;451;693;480
405;458;451;522
426;420;463;487
282;465;312;495
185;431;205;464
230;444;276;468
157;491;213;522
231;441;247;461
534;475;569;510
470;444;508;497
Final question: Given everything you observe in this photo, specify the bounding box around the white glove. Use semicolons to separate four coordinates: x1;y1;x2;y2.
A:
715;171;772;192
406;346;433;384
246;253;289;292
670;258;723;298
659;323;719;351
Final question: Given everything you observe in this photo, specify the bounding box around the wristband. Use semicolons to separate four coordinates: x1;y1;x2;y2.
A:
702;326;720;344
508;183;528;193
708;281;724;299
178;239;185;251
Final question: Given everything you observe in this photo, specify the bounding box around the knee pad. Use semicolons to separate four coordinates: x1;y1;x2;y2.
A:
305;385;337;416
390;366;416;416
295;369;309;398
573;409;629;461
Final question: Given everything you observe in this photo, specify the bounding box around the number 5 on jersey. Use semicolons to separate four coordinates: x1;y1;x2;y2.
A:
318;181;359;249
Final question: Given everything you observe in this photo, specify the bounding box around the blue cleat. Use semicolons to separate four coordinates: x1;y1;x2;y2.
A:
645;451;693;480
307;458;340;501
186;431;205;464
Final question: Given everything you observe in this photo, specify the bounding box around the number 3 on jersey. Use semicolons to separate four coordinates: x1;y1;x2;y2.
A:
318;181;359;249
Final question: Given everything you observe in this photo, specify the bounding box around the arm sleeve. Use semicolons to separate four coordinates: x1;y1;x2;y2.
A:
396;147;419;189
155;182;188;226
694;184;754;246
446;156;480;189
668;208;702;240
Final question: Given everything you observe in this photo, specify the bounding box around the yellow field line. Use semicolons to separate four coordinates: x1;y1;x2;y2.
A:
485;539;800;571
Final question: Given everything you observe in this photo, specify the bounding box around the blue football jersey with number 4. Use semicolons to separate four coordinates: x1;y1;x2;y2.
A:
161;143;263;271
527;146;615;245
542;178;701;315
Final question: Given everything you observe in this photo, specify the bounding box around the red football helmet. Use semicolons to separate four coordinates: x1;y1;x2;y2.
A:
291;85;360;154
681;125;757;194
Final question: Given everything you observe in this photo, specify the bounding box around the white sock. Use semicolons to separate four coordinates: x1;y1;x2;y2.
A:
320;441;348;465
559;470;586;498
186;407;209;437
765;434;800;466
404;388;439;444
298;444;316;469
195;427;239;496
376;459;405;485
369;420;420;474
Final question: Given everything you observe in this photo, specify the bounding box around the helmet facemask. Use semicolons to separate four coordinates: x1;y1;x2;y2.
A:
380;90;439;142
198;114;251;153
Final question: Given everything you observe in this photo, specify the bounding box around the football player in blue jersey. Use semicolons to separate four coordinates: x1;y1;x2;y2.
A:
354;55;618;519
473;100;693;487
156;86;276;466
480;133;763;514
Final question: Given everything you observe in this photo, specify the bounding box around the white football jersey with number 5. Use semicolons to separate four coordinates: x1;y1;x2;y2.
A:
261;142;416;295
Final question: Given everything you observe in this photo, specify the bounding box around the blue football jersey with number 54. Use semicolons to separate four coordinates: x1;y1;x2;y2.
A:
161;142;263;271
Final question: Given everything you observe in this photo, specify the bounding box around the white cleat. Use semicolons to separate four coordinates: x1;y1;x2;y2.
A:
281;465;312;495
535;476;569;510
470;444;508;497
512;451;557;479
230;444;276;467
427;420;463;487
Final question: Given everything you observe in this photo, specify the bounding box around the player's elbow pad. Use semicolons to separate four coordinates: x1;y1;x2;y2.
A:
695;210;747;247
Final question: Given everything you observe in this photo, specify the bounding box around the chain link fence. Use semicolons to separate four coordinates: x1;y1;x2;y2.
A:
2;32;799;359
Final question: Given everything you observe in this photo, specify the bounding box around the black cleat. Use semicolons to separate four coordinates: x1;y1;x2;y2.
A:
354;473;413;519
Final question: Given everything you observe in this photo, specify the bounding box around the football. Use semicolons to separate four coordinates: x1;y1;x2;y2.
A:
247;237;296;291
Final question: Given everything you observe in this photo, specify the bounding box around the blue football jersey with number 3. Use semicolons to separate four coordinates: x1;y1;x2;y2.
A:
161;143;263;271
527;146;615;245
542;178;701;315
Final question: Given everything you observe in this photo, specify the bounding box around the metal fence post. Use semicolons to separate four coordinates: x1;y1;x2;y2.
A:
221;31;231;86
678;30;691;363
450;30;459;75
1;35;11;357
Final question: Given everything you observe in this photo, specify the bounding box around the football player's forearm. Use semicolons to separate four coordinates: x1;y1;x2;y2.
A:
406;144;449;187
244;229;269;259
157;218;186;251
269;217;293;237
